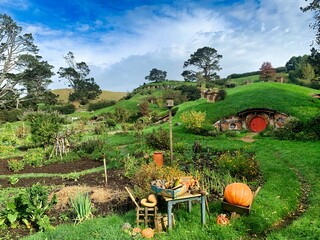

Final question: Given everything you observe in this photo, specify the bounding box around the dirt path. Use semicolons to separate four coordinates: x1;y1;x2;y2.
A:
240;132;258;142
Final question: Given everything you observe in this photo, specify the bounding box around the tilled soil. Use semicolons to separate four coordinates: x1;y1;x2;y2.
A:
0;158;135;239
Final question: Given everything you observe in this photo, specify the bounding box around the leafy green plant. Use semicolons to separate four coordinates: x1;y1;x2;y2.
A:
145;127;170;150
0;202;19;228
69;191;93;224
8;177;19;185
0;183;57;232
24;111;65;146
180;110;206;133
23;148;45;167
7;158;25;172
217;150;259;181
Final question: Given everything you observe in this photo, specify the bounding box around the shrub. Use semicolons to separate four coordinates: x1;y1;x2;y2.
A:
87;100;116;111
12;183;57;231
51;104;76;114
94;122;106;135
24;111;65;146
7;159;25;172
74;139;105;160
23;148;45;167
106;118;117;128
217;151;259;181
0;145;15;155
0;109;22;122
145;127;169;150
307;114;320;140
175;85;201;101
180;110;206;134
114;107;130;123
0;124;20;146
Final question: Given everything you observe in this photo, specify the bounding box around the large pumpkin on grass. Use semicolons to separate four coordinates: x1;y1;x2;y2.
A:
224;183;253;207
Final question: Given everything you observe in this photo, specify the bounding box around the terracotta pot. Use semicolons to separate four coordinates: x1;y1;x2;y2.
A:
153;152;163;167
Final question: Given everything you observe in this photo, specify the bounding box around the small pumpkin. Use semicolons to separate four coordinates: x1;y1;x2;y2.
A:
132;227;141;236
141;228;154;239
216;214;229;225
224;183;253;207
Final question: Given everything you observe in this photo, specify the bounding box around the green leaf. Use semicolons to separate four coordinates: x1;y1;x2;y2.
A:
7;213;18;224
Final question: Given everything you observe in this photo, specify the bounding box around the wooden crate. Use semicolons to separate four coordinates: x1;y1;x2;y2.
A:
221;186;261;215
151;184;187;199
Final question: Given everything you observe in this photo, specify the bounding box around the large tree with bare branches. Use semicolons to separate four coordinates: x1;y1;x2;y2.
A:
0;14;38;108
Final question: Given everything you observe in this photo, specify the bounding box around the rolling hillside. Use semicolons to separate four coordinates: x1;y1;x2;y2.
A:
52;89;127;103
175;82;320;123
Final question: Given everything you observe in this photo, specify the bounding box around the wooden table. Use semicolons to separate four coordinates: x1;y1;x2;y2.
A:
162;192;206;229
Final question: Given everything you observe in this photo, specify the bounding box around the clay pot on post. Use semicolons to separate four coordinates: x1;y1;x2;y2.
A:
153;152;163;167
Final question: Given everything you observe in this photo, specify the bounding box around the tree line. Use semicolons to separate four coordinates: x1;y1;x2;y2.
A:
0;14;101;110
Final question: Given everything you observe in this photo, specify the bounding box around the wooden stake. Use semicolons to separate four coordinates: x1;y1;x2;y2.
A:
103;154;108;187
125;187;140;208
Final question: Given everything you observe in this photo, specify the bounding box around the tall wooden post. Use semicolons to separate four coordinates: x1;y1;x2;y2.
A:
169;108;173;165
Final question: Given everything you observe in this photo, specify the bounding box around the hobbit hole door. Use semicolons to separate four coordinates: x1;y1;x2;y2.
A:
249;116;267;132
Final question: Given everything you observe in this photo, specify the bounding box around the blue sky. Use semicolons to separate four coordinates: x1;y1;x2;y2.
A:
0;0;316;91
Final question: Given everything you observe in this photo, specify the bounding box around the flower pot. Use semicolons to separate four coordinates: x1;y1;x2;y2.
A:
153;152;163;167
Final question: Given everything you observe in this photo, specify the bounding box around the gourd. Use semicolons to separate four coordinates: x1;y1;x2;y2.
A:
141;228;154;239
141;194;157;207
224;182;253;207
216;214;229;225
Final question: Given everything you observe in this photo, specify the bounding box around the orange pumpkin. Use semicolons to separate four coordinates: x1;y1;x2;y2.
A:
224;183;253;207
216;214;229;225
141;228;154;239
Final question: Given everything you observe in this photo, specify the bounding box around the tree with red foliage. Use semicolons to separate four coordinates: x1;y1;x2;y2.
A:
259;62;276;82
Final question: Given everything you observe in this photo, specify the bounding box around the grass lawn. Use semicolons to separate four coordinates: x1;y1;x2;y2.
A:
24;137;320;240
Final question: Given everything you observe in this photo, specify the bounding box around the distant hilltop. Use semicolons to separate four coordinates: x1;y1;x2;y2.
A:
51;89;127;103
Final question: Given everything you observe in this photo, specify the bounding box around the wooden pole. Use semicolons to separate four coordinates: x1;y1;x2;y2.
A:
103;154;108;187
125;187;140;208
169;108;173;165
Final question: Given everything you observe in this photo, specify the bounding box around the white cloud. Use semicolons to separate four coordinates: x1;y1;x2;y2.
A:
23;0;316;91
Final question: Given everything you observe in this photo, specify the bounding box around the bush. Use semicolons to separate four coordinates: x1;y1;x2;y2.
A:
307;115;320;140
180;110;206;134
24;111;65;146
0;109;22;122
7;159;25;172
217;151;259;181
74;139;105;160
87;100;116;111
0;124;20;146
14;183;57;231
51;104;76;114
23;148;45;167
145;127;170;150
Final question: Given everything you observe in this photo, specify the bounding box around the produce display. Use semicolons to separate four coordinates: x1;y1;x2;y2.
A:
224;182;253;207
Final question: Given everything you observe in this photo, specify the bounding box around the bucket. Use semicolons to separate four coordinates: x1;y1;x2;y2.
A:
153;152;163;167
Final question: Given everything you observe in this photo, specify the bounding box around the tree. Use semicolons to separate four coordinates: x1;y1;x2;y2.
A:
285;55;310;83
175;85;201;101
0;14;38;108
183;46;222;82
58;52;101;104
16;54;55;108
145;68;167;82
301;0;320;45
259;62;276;81
301;63;316;82
181;70;197;82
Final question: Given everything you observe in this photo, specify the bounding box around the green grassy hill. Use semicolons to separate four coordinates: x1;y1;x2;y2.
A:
52;89;127;103
175;82;320;123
